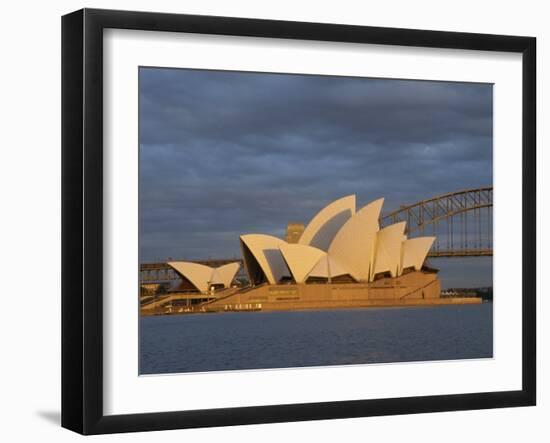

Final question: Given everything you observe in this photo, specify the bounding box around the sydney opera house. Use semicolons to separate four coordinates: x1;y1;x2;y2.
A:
151;195;481;313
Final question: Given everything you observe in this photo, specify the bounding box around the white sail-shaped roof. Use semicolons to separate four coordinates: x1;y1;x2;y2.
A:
327;198;384;281
401;237;435;272
240;234;290;284
237;195;438;287
372;222;406;278
279;244;326;283
298;195;356;251
167;261;214;293
308;255;350;279
211;262;241;288
168;261;241;293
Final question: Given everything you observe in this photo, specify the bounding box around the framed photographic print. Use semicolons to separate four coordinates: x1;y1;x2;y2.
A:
61;8;536;435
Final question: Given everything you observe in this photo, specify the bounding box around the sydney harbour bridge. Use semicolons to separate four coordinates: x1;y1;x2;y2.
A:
379;186;493;258
140;186;493;282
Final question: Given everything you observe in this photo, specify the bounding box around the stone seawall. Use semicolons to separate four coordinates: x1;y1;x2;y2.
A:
206;296;482;313
141;270;483;315
202;270;480;313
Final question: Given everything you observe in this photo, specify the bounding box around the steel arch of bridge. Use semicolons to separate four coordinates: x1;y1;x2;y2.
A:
380;186;493;258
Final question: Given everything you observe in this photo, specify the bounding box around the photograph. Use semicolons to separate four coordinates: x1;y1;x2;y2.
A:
138;67;494;375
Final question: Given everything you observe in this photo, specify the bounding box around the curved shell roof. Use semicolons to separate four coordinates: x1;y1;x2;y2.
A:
167;261;215;293
308;255;350;279
279;243;326;283
240;234;290;284
211;262;241;288
401;237;435;272
298;195;355;251
372;222;407;278
327;198;384;281
238;196;435;285
168;261;241;293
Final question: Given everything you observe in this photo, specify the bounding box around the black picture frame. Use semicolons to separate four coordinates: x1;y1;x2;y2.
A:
61;8;536;435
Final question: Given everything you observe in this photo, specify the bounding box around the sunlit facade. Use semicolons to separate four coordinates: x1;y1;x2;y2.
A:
141;195;486;315
140;195;485;315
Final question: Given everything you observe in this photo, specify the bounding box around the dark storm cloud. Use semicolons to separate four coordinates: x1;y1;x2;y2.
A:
139;67;493;287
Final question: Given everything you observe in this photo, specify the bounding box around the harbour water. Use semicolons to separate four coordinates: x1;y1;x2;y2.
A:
139;303;492;374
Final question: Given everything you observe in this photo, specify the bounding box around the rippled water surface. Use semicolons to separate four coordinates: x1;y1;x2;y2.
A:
140;303;492;374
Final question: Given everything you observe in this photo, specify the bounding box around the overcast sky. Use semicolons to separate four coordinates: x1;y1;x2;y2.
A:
139;67;493;288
